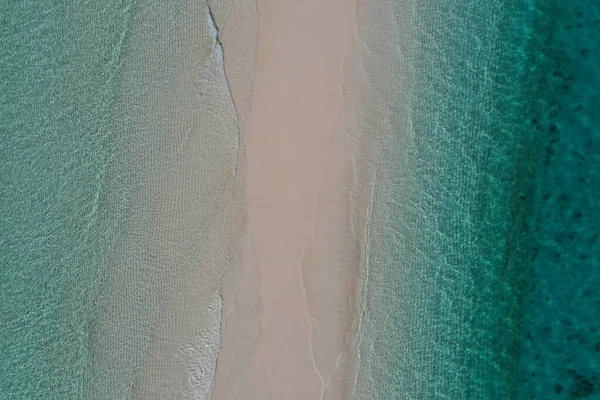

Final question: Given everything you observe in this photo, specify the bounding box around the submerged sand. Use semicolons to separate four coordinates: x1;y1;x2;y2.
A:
211;0;377;398
89;2;248;398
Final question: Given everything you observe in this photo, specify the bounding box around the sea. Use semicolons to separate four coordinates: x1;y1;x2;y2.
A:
353;0;599;399
1;1;243;399
1;0;598;399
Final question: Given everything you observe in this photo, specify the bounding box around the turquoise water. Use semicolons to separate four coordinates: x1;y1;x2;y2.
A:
1;2;132;397
2;0;597;398
1;1;241;398
355;0;599;398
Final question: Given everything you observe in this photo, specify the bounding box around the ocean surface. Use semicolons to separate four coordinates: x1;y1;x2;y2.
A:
2;0;598;399
353;0;599;399
1;1;243;398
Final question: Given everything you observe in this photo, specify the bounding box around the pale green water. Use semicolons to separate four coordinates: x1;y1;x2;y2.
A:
1;1;243;398
1;2;132;397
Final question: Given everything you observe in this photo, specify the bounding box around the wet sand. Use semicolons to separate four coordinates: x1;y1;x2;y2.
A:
212;0;364;399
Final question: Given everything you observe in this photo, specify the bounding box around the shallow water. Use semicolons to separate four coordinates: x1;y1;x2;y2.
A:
1;2;132;397
0;1;243;398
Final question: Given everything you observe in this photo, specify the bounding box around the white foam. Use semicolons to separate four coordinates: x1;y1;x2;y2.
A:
181;296;223;400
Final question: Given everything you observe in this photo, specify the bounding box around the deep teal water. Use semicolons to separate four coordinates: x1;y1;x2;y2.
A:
356;0;599;399
515;1;600;399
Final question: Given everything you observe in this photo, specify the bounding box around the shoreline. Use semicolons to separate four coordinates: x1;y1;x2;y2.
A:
86;2;248;398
